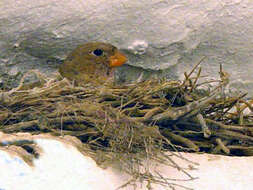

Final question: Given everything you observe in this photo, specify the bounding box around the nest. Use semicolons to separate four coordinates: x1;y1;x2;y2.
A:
0;63;253;189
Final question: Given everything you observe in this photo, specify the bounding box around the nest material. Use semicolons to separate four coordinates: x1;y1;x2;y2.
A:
0;65;253;189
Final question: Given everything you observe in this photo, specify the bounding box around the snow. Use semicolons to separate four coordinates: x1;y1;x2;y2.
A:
1;138;253;190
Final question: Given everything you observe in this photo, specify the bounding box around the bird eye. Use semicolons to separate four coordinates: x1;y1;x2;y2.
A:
92;49;103;56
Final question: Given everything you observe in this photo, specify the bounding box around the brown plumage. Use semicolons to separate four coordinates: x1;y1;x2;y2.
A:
59;42;127;86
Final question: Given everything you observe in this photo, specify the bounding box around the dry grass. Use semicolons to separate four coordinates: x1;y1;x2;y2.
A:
0;64;252;189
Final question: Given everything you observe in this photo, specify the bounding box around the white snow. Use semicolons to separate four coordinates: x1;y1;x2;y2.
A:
1;138;253;190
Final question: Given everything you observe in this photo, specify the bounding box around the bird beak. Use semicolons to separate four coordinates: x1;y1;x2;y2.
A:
109;51;127;67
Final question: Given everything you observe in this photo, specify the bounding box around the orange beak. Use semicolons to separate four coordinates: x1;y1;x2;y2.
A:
109;51;127;67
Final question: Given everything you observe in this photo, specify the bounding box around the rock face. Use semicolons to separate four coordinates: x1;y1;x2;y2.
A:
0;0;253;95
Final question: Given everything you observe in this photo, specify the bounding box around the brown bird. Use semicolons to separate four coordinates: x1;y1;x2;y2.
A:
59;42;127;86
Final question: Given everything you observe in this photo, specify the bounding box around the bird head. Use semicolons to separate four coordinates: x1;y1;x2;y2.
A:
59;42;127;85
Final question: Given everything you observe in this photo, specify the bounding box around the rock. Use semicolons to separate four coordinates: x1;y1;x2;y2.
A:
0;0;252;95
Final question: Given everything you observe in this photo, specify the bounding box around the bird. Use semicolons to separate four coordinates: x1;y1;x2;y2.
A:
59;42;127;86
